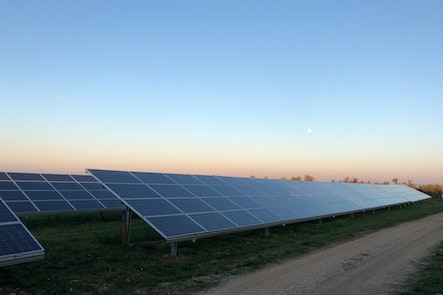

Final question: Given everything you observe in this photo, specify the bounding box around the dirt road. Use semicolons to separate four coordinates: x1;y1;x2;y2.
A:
203;212;443;295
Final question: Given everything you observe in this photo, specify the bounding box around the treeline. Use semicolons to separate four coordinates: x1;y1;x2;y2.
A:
251;175;442;196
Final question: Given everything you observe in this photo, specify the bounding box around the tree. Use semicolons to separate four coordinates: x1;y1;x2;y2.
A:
392;178;399;185
304;174;315;181
405;180;417;189
291;176;302;181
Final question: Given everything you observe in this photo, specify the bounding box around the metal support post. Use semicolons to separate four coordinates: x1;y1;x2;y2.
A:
264;227;270;237
124;207;133;246
350;213;354;219
170;242;178;257
319;219;323;226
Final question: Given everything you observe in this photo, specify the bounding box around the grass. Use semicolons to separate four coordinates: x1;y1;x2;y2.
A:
397;240;443;295
1;197;443;294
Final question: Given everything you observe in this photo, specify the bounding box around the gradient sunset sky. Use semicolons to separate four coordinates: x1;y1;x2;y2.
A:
1;1;442;184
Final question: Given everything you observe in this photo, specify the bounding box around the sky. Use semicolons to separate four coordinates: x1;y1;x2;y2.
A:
1;1;442;184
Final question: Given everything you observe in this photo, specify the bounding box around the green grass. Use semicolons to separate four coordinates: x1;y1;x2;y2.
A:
2;197;443;295
397;240;443;295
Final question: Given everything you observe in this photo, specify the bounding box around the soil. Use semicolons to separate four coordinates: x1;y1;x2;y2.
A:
202;212;443;295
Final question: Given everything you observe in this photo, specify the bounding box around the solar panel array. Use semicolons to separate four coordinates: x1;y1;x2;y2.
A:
88;169;431;242
0;198;45;267
0;172;123;215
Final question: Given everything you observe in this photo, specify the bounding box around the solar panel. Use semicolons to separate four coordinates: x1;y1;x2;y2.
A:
0;199;45;267
88;169;431;243
0;172;124;215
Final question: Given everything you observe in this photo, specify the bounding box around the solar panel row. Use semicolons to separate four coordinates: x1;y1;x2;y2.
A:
0;199;45;267
0;172;124;215
88;169;431;242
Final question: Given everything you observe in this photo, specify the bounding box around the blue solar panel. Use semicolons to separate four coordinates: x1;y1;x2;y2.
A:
0;224;42;256
70;200;105;210
33;200;74;212
42;174;74;182
190;212;236;231
8;173;44;181
16;182;53;191
0;182;18;190
51;182;84;190
132;172;175;184
150;185;195;198
168;198;214;213
210;185;243;196
0;201;17;222
183;185;222;197
60;191;94;200
148;215;205;237
229;196;261;209
248;208;282;223
125;199;180;216
89;190;119;199
0;199;44;267
222;210;262;226
88;169;431;242
107;184;160;199
166;174;203;185
0;191;28;201
0;172;124;215
26;191;64;201
201;197;241;211
6;202;39;214
71;175;97;182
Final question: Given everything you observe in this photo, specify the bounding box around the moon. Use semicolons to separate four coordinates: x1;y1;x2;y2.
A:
307;128;312;133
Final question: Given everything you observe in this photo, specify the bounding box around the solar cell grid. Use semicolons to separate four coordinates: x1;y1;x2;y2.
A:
6;202;38;214
169;198;214;213
193;175;226;185
42;174;74;182
8;173;44;181
87;169;431;242
166;174;203;185
149;215;205;237
0;201;17;222
190;212;236;231
248;208;282;223
0;199;45;267
150;184;195;198
107;183;160;199
0;191;28;201
132;172;175;184
0;182;18;190
0;172;124;214
51;182;84;190
71;175;97;182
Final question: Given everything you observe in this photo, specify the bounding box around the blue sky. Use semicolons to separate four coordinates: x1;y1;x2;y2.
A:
1;1;442;184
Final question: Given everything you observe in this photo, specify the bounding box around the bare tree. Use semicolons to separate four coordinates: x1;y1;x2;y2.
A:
291;176;302;181
304;174;315;181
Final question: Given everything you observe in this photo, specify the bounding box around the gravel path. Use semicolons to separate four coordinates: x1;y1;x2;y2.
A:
202;212;443;295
